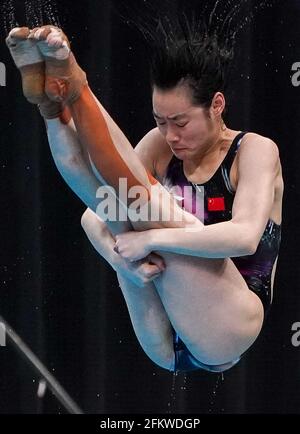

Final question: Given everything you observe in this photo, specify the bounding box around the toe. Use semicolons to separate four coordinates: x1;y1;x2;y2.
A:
30;26;70;49
29;26;52;41
9;27;30;39
6;27;30;46
46;34;65;48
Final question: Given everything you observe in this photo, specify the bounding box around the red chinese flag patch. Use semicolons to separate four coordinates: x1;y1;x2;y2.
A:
207;197;225;211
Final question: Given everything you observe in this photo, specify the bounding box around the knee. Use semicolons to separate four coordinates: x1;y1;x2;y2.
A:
81;208;99;232
81;208;91;229
80;209;97;239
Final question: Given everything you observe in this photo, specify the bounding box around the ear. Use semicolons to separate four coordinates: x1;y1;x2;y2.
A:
210;92;225;117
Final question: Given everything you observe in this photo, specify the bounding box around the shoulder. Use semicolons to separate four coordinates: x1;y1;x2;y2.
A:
135;127;172;177
240;132;279;155
237;132;280;169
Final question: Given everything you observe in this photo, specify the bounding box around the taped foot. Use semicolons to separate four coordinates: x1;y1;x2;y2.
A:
6;27;45;104
29;26;87;104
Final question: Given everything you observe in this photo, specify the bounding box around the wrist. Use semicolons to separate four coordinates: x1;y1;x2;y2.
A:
149;229;161;251
110;247;126;272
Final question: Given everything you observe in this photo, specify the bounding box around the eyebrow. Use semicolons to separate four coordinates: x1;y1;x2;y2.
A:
152;110;188;120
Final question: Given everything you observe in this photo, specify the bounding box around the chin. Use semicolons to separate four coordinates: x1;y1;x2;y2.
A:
172;149;188;158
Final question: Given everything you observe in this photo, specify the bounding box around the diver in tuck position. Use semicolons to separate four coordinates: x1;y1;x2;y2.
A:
6;16;282;373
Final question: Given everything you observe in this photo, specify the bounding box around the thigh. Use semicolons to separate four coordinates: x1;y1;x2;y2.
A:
152;252;264;365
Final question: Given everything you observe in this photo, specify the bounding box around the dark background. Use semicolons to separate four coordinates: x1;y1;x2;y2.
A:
0;0;300;414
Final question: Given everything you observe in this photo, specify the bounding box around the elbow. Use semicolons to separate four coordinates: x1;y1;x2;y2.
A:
81;208;105;233
231;221;260;256
243;237;259;256
233;235;258;257
246;242;257;256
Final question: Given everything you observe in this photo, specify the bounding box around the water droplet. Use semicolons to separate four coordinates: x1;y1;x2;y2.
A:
166;372;177;414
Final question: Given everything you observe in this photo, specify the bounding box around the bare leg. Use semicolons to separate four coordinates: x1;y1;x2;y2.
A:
46;117;177;369
6;27;177;370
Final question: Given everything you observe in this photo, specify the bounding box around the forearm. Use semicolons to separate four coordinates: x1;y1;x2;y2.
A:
149;220;255;258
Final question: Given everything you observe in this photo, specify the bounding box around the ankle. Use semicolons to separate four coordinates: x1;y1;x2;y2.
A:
38;99;63;119
45;52;87;104
19;62;45;104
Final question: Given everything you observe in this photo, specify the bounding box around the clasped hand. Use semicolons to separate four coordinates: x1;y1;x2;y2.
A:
114;231;152;261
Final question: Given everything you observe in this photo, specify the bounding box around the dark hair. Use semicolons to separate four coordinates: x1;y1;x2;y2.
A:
148;15;234;109
116;0;277;110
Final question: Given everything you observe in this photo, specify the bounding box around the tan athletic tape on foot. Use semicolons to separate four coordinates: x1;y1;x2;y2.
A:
6;27;46;104
6;27;43;67
32;26;87;104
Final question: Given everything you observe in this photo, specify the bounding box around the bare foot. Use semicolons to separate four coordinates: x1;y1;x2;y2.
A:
29;26;87;104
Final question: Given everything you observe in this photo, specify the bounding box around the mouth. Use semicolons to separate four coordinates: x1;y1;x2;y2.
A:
172;146;187;151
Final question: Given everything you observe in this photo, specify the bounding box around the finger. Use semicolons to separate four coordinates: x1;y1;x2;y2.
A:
141;263;162;278
147;253;166;270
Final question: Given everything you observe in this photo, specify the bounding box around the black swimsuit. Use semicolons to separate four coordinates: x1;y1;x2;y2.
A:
163;132;282;372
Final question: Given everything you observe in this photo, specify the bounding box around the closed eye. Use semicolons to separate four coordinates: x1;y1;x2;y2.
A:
154;119;188;127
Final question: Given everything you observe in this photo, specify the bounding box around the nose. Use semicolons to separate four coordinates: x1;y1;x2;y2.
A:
165;126;180;143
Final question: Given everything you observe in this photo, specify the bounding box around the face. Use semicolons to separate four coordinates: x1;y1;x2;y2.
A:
152;83;224;160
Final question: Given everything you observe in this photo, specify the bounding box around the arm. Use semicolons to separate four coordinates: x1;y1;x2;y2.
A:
150;135;279;257
115;134;280;260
